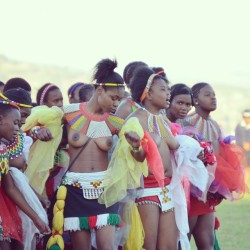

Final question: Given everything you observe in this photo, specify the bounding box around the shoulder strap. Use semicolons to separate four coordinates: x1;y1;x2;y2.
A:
65;137;92;173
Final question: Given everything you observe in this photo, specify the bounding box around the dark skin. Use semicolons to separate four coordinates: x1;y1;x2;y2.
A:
126;78;179;250
0;110;50;250
194;84;219;153
188;84;218;250
166;94;192;122
36;86;142;250
44;89;63;108
115;98;135;120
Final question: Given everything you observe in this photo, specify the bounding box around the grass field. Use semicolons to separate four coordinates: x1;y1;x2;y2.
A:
191;194;250;249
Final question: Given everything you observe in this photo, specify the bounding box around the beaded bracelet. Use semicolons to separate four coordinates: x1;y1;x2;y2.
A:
29;126;44;139
131;145;142;153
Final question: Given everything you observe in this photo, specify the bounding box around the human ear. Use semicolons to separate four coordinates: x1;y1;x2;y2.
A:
96;86;104;95
193;98;199;106
146;89;153;100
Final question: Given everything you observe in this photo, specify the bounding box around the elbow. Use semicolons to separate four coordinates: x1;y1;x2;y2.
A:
172;142;180;150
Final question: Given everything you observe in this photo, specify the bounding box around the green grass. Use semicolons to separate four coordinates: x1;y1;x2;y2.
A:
190;194;250;249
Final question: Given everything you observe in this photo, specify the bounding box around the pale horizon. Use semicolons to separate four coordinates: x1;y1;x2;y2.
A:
1;0;250;86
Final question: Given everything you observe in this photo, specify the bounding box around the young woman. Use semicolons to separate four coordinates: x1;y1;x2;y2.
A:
124;66;181;250
0;96;50;250
36;83;63;108
180;82;246;250
166;83;193;123
45;58;142;250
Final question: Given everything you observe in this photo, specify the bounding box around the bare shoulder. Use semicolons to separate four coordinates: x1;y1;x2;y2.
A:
126;108;147;128
115;99;133;119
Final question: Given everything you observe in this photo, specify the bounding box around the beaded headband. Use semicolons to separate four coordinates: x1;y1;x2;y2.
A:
0;93;32;108
40;84;56;105
68;82;85;98
95;82;126;87
0;93;20;110
156;70;164;75
140;73;157;103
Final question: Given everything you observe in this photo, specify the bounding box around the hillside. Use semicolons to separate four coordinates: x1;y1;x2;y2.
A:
0;54;91;101
0;54;249;133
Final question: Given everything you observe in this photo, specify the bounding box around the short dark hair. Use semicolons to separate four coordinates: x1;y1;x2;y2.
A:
4;77;31;92
191;82;209;98
67;82;85;98
0;81;5;86
130;66;166;103
123;61;148;85
4;88;32;106
79;84;95;102
170;83;193;105
36;83;59;105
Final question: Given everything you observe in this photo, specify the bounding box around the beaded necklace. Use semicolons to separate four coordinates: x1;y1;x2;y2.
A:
143;108;172;138
64;102;124;138
6;132;24;159
181;112;221;142
0;144;9;180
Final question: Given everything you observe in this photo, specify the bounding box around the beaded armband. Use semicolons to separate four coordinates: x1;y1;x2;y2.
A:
0;144;9;181
29;126;44;140
131;145;142;153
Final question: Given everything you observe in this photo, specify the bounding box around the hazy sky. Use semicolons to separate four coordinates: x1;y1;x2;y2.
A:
1;0;250;85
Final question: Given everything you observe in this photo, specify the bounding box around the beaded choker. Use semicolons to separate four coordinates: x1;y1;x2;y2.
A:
142;108;172;138
6;132;24;159
181;112;221;142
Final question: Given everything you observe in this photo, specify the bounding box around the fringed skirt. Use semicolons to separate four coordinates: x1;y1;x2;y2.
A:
62;171;121;231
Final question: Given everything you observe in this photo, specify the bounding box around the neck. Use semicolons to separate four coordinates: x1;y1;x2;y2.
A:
166;110;177;122
195;106;210;119
143;101;161;115
86;95;105;115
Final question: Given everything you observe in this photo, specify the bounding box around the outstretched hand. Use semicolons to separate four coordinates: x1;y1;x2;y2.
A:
36;127;53;141
124;131;141;149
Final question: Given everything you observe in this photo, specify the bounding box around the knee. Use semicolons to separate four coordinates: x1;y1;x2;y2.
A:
98;244;114;250
195;232;214;249
96;241;114;250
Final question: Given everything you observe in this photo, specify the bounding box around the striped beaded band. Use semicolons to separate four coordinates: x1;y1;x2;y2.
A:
140;73;157;103
0;93;19;110
95;83;126;87
40;84;56;105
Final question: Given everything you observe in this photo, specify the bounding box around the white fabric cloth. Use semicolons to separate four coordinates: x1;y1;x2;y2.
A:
9;167;48;250
22;133;33;162
170;135;209;250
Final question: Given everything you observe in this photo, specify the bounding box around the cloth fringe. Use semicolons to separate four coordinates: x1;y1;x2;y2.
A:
64;213;121;231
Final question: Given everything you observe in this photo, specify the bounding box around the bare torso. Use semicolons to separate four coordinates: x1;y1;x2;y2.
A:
67;127;114;173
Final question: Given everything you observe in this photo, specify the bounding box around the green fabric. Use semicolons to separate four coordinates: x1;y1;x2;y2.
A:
214;230;221;250
107;213;120;226
49;244;61;250
79;217;89;230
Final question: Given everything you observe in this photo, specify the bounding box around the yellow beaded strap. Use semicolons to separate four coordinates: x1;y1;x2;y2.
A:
94;82;126;87
0;92;32;108
47;185;67;250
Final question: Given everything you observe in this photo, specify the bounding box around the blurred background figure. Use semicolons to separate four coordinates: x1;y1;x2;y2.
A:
235;109;250;166
68;82;85;103
3;77;32;96
0;81;5;93
79;84;94;102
